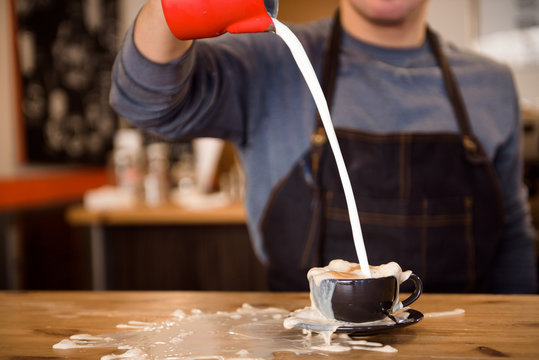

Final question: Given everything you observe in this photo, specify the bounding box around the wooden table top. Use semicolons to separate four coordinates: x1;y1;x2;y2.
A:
1;291;538;359
66;202;246;226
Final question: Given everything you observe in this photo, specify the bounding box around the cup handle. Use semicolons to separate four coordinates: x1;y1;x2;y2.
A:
400;273;423;307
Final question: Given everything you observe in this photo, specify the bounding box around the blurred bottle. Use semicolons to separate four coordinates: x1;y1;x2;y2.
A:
171;143;197;195
219;162;246;202
145;142;171;207
112;129;144;199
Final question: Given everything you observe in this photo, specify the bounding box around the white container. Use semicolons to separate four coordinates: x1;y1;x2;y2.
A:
144;142;170;206
112;129;144;198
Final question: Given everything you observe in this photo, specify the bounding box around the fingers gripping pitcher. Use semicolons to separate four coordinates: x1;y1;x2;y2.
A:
161;0;278;40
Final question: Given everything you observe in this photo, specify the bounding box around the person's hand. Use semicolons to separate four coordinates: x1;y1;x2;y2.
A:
134;0;193;63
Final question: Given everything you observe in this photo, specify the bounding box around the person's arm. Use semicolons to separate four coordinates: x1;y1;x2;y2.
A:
489;77;537;294
133;0;192;63
110;1;280;144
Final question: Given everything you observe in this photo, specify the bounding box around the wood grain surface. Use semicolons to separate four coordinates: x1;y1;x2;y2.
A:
1;291;538;359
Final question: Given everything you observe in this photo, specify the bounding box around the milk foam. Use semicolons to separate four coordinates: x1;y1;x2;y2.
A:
308;260;411;286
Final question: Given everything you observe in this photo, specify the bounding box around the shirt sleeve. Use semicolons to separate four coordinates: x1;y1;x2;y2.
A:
109;19;279;145
489;74;537;293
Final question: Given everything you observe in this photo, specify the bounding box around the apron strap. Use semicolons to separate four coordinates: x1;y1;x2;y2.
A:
426;28;483;160
309;11;341;182
320;11;341;114
310;12;485;165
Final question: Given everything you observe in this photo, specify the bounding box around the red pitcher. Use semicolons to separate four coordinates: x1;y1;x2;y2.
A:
161;0;278;40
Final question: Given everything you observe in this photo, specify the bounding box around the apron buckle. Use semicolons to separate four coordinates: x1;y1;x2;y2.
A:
462;135;478;153
462;135;487;163
311;128;327;146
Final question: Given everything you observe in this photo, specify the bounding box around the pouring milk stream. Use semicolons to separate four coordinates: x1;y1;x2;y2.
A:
272;19;371;277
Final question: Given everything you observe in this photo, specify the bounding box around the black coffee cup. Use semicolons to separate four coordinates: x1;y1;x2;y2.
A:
310;274;423;323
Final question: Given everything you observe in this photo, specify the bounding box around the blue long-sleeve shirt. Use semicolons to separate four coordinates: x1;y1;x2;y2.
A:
110;18;537;293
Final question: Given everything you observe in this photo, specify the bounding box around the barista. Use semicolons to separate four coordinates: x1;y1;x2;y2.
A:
110;0;537;293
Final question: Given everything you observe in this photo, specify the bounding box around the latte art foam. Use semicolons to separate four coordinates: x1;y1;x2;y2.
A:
308;260;411;286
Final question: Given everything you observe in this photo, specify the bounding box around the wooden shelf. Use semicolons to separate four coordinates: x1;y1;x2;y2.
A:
66;202;246;226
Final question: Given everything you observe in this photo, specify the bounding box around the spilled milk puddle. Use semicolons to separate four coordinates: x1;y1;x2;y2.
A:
53;304;396;359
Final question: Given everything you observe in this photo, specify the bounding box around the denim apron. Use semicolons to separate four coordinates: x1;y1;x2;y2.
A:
260;15;504;292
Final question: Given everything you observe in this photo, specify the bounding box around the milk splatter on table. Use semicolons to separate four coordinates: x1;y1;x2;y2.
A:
53;304;396;359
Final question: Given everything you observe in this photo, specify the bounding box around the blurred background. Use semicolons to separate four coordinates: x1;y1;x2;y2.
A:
0;0;538;291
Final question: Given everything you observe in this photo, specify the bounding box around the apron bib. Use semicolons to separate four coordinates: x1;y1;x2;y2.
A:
260;14;504;292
